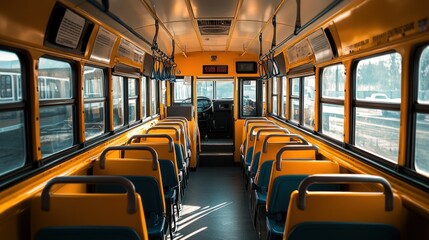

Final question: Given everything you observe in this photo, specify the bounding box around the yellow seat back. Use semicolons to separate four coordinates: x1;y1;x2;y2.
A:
284;174;403;239
31;176;148;240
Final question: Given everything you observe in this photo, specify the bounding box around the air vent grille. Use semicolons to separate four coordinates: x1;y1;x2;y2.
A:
197;19;232;35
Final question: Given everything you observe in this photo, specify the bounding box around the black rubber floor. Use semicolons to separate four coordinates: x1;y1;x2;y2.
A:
171;167;258;240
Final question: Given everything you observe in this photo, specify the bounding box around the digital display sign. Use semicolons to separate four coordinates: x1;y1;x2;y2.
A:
203;65;228;74
236;61;257;74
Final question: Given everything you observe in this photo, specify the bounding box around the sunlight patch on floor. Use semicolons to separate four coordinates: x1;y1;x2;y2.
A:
167;202;233;239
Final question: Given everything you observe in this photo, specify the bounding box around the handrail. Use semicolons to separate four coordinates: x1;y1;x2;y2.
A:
161;118;188;130
248;125;280;141
156;122;185;138
127;134;174;152
297;174;394;211
275;145;319;171
244;119;274;128
146;126;179;141
256;128;290;140
99;145;158;170
165;116;189;124
41;176;137;214
263;134;308;153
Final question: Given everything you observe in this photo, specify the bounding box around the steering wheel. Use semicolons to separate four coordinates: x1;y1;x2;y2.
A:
196;96;213;113
182;96;212;113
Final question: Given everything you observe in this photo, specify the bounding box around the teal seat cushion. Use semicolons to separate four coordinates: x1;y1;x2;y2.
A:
266;216;285;240
287;222;400;240
35;226;141;240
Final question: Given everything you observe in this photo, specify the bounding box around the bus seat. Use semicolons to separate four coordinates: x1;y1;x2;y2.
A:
93;146;167;240
127;134;180;234
243;124;280;181
251;134;309;228
241;120;276;156
249;128;290;180
31;176;148;240
146;126;188;190
265;160;340;240
284;174;402;240
156;122;191;172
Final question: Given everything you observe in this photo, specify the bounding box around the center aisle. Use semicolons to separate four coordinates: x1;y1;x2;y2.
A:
171;167;258;240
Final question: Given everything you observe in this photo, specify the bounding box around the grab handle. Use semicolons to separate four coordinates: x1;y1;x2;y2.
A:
99;145;158;170
146;126;179;141
157;122;185;137
127;134;173;152
255;128;290;140
263;134;308;153
275;145;318;171
248;125;279;141
297;174;394;211
41;176;137;213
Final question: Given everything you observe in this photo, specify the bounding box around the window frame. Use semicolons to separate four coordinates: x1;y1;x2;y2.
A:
271;77;279;115
319;63;346;142
410;44;429;178
350;51;402;165
150;79;159;116
0;48;31;179
280;76;287;118
238;77;262;119
38;56;77;159
172;77;193;105
127;77;139;124
83;65;108;141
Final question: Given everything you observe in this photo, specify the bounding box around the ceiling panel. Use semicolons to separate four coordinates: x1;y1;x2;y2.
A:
276;24;295;44
146;0;191;23
238;0;282;22
301;0;337;25
174;35;201;53
276;0;297;26
232;21;265;39
135;25;155;46
164;22;196;37
228;37;252;52
202;36;228;48
190;0;237;18
109;0;154;28
78;2;129;34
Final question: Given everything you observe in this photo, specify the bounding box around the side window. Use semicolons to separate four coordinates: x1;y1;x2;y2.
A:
161;80;166;105
173;77;192;104
320;64;345;141
112;76;124;128
353;52;401;163
197;80;214;99
271;77;278;115
0;50;26;175
83;66;106;140
414;46;429;176
128;78;138;123
290;78;300;123
303;76;315;128
151;79;158;115
38;57;74;157
215;80;234;99
280;76;287;118
141;76;147;119
240;79;257;118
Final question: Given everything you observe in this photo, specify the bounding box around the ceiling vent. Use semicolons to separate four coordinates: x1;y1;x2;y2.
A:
197;19;232;35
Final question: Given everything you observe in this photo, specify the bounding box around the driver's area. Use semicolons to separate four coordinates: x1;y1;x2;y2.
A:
172;77;235;166
196;79;234;140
